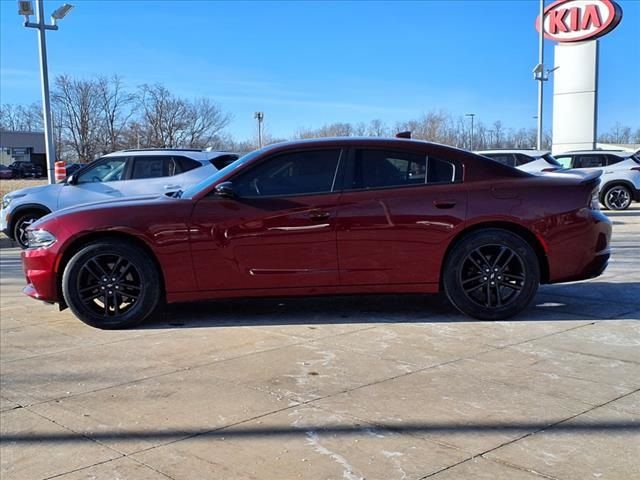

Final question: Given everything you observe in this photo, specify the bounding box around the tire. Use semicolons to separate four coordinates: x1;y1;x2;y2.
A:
443;229;540;320
602;185;632;211
13;212;45;249
62;241;161;329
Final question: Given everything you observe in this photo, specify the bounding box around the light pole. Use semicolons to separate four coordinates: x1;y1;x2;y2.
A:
465;113;476;150
254;111;264;148
19;0;74;184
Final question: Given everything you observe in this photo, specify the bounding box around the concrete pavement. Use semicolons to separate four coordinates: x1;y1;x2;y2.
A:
1;207;638;479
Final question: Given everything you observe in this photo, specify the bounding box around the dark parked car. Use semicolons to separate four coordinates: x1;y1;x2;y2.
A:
8;161;41;178
0;165;13;179
22;138;611;329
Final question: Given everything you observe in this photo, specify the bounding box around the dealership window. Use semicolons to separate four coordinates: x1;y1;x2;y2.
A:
232;149;341;197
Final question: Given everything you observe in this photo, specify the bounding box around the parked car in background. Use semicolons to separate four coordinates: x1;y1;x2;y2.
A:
1;148;239;248
8;161;42;178
475;150;563;173
21;138;611;329
0;165;13;179
553;150;640;210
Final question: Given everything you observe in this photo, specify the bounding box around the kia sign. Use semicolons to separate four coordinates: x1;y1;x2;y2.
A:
536;0;623;43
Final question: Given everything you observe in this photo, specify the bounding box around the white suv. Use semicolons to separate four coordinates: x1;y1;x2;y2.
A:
475;150;563;173
553;150;640;210
1;148;238;248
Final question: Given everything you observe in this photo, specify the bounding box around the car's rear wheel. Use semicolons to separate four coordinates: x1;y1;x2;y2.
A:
603;185;632;210
62;242;161;329
443;229;540;320
13;212;45;249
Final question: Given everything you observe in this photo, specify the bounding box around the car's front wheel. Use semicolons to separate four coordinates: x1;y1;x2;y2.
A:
443;229;540;320
602;185;632;210
13;212;45;249
62;241;161;329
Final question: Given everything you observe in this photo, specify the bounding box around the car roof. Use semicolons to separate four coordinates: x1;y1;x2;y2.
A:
561;150;634;157
475;149;550;156
102;149;237;162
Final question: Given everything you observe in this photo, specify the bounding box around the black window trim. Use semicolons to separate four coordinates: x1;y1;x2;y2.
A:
340;146;462;193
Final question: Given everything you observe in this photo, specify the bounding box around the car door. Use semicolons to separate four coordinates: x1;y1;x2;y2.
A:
58;156;131;209
335;147;467;286
117;155;184;196
190;148;344;291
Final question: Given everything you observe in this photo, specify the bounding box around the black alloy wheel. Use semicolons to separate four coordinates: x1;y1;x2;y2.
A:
62;242;161;329
603;185;632;210
443;229;540;320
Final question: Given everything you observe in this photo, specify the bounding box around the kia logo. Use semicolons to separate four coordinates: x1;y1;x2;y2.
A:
535;0;623;43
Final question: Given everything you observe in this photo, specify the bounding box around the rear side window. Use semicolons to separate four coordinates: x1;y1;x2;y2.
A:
574;155;605;168
210;154;239;170
346;150;457;190
173;156;201;173
516;154;535;166
485;154;517;167
606;155;624;166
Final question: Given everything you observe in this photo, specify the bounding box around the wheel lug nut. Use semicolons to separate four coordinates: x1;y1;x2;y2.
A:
108;291;112;294
115;286;119;289
101;286;105;290
491;281;495;285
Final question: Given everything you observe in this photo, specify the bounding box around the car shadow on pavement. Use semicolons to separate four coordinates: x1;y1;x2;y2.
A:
3;418;638;445
139;281;639;330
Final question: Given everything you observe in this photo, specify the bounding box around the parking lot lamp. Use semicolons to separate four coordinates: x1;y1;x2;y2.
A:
19;0;74;185
254;112;264;148
465;113;476;151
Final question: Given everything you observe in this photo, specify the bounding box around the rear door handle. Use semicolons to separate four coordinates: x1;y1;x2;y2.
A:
433;200;457;209
308;210;331;221
164;184;181;190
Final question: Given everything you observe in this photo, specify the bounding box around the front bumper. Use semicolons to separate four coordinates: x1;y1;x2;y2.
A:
21;245;60;303
0;207;10;237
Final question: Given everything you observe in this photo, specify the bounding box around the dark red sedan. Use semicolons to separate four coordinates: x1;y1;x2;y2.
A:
22;138;611;329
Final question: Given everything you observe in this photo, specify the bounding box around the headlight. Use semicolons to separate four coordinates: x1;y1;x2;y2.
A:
27;229;57;249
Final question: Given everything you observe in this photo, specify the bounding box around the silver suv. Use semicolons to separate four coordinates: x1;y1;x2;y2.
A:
1;148;238;248
475;150;563;173
554;150;640;210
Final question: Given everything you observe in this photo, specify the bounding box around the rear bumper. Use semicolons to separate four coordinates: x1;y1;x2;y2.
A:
545;208;612;284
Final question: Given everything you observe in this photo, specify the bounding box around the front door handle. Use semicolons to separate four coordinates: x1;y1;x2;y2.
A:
308;210;331;221
164;184;181;190
433;200;457;209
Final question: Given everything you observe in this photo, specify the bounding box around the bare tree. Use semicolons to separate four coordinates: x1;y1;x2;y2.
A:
0;103;43;131
52;75;105;162
97;75;136;152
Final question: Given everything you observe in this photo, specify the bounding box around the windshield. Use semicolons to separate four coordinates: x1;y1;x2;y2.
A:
542;153;563;167
181;149;263;199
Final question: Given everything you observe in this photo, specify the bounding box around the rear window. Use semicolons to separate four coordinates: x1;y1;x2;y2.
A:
173;156;201;173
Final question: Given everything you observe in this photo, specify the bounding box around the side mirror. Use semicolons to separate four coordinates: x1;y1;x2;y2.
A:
214;181;235;198
66;174;77;185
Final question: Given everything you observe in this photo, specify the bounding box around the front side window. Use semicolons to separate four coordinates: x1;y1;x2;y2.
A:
76;157;127;184
554;156;573;169
232;149;341;197
346;150;456;190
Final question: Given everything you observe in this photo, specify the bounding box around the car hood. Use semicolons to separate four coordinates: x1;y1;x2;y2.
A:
4;183;63;199
55;194;171;216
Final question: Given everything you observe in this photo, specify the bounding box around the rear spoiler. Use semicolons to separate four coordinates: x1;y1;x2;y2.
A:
579;170;602;184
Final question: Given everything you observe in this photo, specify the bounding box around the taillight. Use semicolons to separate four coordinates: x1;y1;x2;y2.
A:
590;188;600;210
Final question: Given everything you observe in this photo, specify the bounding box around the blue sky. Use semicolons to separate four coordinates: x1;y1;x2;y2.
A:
1;0;639;140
